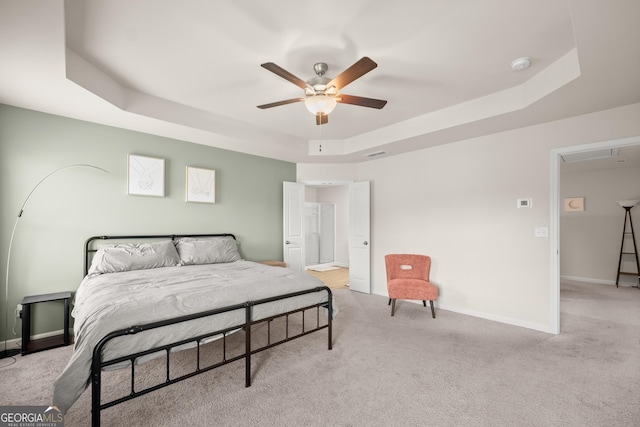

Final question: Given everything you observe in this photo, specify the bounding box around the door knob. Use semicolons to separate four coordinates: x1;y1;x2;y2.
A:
363;241;368;245
286;241;291;244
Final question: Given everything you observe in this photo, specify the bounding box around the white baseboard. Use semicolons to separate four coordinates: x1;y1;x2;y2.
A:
381;293;552;334
435;303;552;334
560;275;638;287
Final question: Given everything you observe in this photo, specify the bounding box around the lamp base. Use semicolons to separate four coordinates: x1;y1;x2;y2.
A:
0;348;20;359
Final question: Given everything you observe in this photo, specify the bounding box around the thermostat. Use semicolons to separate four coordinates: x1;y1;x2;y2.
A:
517;198;532;208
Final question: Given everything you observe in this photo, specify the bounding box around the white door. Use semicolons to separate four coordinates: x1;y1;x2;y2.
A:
283;181;305;272
348;181;371;293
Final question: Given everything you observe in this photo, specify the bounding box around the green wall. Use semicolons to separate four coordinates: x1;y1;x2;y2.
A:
0;104;295;344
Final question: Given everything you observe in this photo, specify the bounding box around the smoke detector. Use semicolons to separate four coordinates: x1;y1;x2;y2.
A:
511;57;531;71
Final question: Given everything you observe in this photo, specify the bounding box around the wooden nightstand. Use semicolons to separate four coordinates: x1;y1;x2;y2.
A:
21;291;72;355
259;260;287;268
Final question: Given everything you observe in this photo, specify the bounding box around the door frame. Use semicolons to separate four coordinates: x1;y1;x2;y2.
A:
298;180;371;293
550;135;640;335
283;181;305;272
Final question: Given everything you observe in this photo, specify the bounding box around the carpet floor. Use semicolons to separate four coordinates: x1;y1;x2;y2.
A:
0;281;639;426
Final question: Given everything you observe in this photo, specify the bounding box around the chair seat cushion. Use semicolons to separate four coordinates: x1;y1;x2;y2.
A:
388;278;438;301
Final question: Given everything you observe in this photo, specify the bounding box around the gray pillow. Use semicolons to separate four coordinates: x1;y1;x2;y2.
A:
175;236;241;265
88;240;181;275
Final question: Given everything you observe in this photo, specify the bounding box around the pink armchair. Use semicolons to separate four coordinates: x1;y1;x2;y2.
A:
385;254;438;318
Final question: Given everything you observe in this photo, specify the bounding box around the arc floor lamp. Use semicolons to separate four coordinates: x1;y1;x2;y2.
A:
1;164;109;360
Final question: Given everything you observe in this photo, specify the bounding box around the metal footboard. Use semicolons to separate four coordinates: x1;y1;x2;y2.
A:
90;286;333;426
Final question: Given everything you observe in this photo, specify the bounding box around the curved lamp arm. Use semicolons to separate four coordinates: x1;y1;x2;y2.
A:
3;164;109;353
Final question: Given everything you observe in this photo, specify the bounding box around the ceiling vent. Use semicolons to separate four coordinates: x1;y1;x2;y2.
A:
561;148;619;163
364;150;386;158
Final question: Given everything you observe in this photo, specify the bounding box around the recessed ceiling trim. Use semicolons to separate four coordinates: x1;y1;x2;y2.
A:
344;49;581;156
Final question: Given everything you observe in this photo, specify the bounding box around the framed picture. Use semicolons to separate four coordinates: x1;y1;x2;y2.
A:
127;154;165;197
564;197;584;212
186;166;216;203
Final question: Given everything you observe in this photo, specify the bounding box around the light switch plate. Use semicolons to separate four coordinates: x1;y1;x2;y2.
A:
534;227;549;238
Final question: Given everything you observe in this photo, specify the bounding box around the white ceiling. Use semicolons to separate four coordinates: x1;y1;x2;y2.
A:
1;0;639;164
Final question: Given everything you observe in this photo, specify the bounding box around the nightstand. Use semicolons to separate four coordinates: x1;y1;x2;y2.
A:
21;291;72;355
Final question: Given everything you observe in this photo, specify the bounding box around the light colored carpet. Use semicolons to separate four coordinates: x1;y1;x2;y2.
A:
1;281;639;426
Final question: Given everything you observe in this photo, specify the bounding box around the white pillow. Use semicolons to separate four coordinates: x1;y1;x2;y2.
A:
88;240;181;275
175;236;241;265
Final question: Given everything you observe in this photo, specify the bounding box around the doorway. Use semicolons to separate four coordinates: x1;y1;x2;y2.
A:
284;181;371;293
303;183;349;270
551;135;640;334
305;202;335;268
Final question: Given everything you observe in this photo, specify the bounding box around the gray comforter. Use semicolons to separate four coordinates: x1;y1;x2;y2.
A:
52;261;334;413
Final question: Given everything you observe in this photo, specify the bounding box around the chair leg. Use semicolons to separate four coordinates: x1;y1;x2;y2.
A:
391;299;396;316
422;300;426;307
430;300;436;318
388;298;391;306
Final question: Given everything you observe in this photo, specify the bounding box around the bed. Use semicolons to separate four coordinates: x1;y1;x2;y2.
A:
52;234;335;426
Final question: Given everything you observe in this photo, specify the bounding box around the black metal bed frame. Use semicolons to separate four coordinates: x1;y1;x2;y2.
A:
83;234;333;426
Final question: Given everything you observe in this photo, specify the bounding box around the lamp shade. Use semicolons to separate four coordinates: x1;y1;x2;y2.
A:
616;200;640;208
304;95;337;115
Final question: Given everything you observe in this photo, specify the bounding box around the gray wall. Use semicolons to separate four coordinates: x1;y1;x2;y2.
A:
0;104;295;343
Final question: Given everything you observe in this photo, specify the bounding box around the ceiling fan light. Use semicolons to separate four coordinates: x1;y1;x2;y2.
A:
305;95;337;115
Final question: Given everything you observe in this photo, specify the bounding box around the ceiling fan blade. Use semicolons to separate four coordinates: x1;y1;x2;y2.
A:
316;113;328;126
257;98;303;109
326;57;377;90
261;63;313;90
337;94;387;109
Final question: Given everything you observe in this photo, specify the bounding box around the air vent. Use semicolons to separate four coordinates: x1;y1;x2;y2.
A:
561;148;619;163
364;150;386;158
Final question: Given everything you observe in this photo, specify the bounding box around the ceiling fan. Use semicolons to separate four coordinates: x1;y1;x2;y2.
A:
257;57;387;125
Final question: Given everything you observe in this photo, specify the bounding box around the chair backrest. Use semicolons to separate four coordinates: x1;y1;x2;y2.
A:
385;254;431;281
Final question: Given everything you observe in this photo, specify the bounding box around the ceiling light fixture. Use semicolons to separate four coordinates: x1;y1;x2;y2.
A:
304;94;337;115
511;57;532;71
258;58;386;125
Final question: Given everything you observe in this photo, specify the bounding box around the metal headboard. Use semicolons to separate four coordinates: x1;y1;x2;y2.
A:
84;233;237;276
